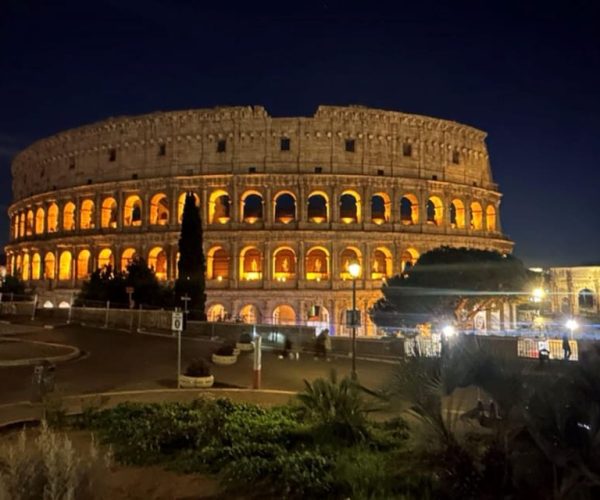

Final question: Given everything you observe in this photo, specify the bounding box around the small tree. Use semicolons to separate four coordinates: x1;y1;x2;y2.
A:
371;246;533;331
175;193;206;320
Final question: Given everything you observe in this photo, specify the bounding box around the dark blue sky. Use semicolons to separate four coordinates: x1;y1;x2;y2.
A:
1;0;599;266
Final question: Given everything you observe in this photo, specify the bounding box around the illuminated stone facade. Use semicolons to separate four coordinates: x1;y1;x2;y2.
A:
547;266;600;317
6;105;512;334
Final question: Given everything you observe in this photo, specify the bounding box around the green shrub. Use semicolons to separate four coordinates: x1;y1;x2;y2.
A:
215;345;235;356
184;358;211;377
239;332;252;343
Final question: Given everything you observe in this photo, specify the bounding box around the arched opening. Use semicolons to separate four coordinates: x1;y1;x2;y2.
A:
150;193;169;226
120;248;137;271
239;304;259;324
44;252;55;279
58;251;72;281
273;247;296;281
31;253;41;280
240;247;262;281
80;199;95;229
306;247;329;280
101;197;118;228
26;210;34;235
124;195;142;227
15;254;22;277
98;248;114;269
486;205;497;231
400;194;419;225
307;192;329;223
274;192;296;224
307;305;330;333
426;196;444;225
579;289;595;311
148;247;168;280
177;192;200;223
22;254;30;280
470;201;483;230
340;191;360;223
77;250;91;279
273;305;296;325
340;247;361;279
207;246;230;280
11;215;17;239
18;213;24;237
208;190;231;224
47;203;58;233
63;202;76;231
372;247;392;279
207;304;227;322
371;193;390;224
450;199;465;229
241;191;263;224
401;248;420;272
35;207;45;234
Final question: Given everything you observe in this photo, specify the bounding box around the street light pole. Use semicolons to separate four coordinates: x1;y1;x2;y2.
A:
347;261;361;380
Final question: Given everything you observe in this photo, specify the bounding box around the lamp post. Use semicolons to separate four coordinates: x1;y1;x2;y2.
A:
348;262;361;380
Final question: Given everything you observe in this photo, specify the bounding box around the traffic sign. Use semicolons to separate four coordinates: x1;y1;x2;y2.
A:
172;312;184;331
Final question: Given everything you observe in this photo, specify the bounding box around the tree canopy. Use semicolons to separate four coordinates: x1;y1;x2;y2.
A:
175;193;206;320
371;247;534;331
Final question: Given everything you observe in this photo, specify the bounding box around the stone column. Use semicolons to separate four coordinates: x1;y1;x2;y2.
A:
298;240;305;281
231;239;239;287
298;183;306;222
170;186;178;226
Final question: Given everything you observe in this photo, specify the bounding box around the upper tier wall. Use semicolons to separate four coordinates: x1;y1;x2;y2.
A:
12;105;493;201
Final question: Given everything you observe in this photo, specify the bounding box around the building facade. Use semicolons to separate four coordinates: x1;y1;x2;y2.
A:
6;105;513;334
547;266;600;318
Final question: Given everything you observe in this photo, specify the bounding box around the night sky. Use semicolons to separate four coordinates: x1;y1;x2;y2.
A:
1;1;599;267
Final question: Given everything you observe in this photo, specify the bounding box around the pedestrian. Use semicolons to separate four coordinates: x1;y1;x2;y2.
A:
324;331;332;361
562;334;572;360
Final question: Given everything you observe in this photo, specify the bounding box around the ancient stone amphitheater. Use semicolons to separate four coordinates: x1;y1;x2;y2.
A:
6;105;513;335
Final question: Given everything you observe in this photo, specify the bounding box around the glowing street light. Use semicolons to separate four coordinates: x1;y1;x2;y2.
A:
566;319;578;338
348;261;361;379
531;287;545;303
442;325;456;338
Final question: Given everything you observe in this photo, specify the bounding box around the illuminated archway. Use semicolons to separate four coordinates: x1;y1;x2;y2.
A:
177;192;200;223
273;305;296;325
400;194;419;224
149;193;169;225
58;251;72;281
340;247;362;279
207;246;230;280
11;215;17;239
44;252;55;279
148;247;168;280
77;250;91;279
340;191;361;223
274;192;296;224
98;248;114;269
80;199;95;229
101;197;118;228
372;247;392;279
371;193;390;224
450;199;465;228
15;254;22;277
239;304;259;324
486;205;497;231
63;202;75;231
120;248;137;271
31;253;41;280
401;248;420;272
307;192;329;223
35;207;45;234
273;247;296;280
208;190;231;224
470;201;483;230
426;196;443;225
22;254;30;280
124;195;142;227
47;203;58;233
207;304;227;322
241;191;263;223
306;247;329;280
578;289;595;311
26;210;34;235
240;247;262;280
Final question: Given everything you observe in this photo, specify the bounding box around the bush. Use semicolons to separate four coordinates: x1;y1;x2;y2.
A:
215;345;235;356
184;358;211;377
239;332;252;344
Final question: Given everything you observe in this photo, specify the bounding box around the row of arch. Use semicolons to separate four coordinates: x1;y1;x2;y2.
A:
11;189;498;239
9;245;420;283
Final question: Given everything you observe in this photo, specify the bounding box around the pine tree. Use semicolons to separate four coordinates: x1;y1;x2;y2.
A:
175;193;206;320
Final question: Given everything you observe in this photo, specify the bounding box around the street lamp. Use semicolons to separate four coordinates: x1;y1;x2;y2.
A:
442;325;456;338
566;318;578;339
531;287;545;303
348;261;361;379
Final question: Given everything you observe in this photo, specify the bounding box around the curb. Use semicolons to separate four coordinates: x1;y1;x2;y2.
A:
0;338;81;367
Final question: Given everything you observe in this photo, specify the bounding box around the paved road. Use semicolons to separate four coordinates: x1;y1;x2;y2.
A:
0;324;398;405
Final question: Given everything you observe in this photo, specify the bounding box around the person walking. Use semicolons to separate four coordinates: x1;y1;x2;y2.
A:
562;334;572;360
323;331;332;361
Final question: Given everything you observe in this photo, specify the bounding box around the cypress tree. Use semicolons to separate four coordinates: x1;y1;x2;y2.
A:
175;193;206;320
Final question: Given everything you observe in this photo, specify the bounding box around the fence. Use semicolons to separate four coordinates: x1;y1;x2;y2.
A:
517;338;579;361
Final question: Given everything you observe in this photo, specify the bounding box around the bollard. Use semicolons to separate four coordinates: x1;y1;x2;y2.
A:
253;332;262;389
104;301;110;328
137;304;143;332
31;294;38;321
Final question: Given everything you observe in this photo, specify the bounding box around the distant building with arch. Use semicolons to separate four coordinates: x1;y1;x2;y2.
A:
6;105;512;335
547;266;600;318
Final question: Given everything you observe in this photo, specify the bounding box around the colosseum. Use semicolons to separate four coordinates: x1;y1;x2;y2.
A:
6;105;513;335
